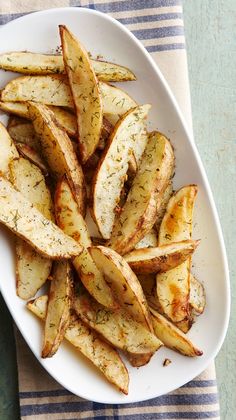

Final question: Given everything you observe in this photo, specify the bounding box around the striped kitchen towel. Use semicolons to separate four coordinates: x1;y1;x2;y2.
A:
0;1;220;419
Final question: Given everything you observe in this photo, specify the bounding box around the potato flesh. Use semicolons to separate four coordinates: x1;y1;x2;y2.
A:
54;178;116;309
42;260;71;358
28;102;86;217
157;186;198;322
125;239;199;274
9;157;54;299
27;295;129;394
15;143;48;175
189;274;206;314
0;176;81;258
0;122;19;178
73;291;162;354
135;229;158;249
109;131;174;255
0;51;136;82
89;246;152;331
150;308;202;357
91;104;150;239
60;26;103;163
1;75;136;116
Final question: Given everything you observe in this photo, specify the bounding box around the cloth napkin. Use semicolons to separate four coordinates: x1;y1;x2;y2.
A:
0;1;220;419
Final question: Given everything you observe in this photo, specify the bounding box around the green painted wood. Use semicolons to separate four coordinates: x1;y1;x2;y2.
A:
0;2;235;419
183;1;236;419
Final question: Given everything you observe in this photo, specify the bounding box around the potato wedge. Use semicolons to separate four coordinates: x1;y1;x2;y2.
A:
91;104;150;239
0;176;82;258
54;177;117;309
138;274;163;312
157;185;198;323
150;307;202;357
109;131;174;255
89;246;153;330
0;101;29;118
28;102;86;217
60;25;103;163
9;157;54;299
7;117;41;152
27;295;129;394
0;122;19;177
155;181;173;232
1;75;136;117
135;229;158;249
42;260;72;358
73;286;162;354
190;274;206;315
0;51;136;82
15;143;48;175
125;239;200;274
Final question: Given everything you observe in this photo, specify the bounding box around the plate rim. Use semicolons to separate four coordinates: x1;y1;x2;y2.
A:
0;6;231;404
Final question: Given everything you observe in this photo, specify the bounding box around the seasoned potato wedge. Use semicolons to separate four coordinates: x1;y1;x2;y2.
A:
1;75;136;117
27;295;129;394
55;177;116;309
60;25;103;163
109;131;174;255
0;51;136;82
7;117;41;152
125;239;200;274
155;181;173;232
0;176;82;258
89;246;153;330
0;122;19;177
138;274;163;312
91;104;150;239
150;308;202;357
15;143;48;175
73;287;162;354
0;101;29;118
28;102;86;216
157;185;198;323
9;157;54;299
135;229;158;249
190;274;206;315
42;260;72;358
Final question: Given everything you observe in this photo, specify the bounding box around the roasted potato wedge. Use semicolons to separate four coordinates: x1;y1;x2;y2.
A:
89;246;153;330
55;177;117;309
125;239;200;274
42;260;72;358
60;25;103;163
0;51;136;82
156;185;198;323
0;101;29;118
190;274;206;315
91;104;150;239
28;102;86;216
7;117;41;152
135;229;158;249
15;143;48;175
1;75;136;117
0;176;82;258
150;307;202;357
9;157;54;299
138;274;163;312
109;131;174;255
0;122;19;178
73;287;162;354
155;181;173;232
27;295;129;394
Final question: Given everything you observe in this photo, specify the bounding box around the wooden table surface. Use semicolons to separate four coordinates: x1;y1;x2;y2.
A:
0;1;235;419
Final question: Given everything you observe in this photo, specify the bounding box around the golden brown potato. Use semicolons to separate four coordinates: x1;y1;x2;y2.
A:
157;185;198;323
27;295;129;394
60;25;103;163
190;274;206;315
28;102;86;217
42;260;72;358
91;105;150;239
0;176;82;258
109;131;174;255
0;122;19;178
150;307;202;357
124;239;200;274
89;245;153;331
54;177;117;309
15;143;48;175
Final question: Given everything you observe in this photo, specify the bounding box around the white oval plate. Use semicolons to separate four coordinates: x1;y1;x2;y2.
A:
0;7;230;404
